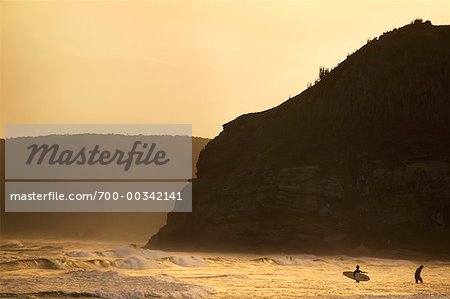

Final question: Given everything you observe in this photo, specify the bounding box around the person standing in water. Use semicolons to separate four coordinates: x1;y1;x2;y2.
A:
415;265;424;283
353;265;367;283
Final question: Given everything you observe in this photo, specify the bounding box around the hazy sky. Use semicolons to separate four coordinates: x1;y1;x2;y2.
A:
1;1;449;138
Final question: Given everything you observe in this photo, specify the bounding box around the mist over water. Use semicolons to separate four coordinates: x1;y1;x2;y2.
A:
1;239;449;298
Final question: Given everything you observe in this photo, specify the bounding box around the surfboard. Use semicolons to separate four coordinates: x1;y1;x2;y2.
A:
343;271;370;281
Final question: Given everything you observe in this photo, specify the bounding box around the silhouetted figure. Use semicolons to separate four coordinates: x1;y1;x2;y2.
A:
415;265;424;283
353;265;366;283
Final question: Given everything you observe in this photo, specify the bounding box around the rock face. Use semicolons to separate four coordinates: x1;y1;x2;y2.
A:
147;21;450;254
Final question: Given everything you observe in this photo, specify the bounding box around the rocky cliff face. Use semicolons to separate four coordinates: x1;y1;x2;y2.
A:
147;21;450;254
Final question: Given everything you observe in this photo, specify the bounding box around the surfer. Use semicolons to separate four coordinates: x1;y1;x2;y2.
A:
353;265;367;283
415;265;424;283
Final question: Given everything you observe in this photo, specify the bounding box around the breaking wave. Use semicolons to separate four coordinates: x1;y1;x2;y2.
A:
114;255;163;269
0;270;215;298
251;256;327;266
167;256;208;267
0;258;64;270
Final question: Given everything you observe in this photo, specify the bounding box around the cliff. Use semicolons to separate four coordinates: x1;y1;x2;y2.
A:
147;21;450;255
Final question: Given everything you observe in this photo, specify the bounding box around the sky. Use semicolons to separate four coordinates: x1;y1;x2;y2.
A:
1;1;449;138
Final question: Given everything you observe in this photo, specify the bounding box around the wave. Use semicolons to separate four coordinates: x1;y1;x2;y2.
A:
114;255;164;269
86;259;114;268
165;256;208;267
0;270;215;299
1;252;206;272
0;258;64;270
67;250;96;257
98;246;208;268
38;245;64;251
204;256;236;264
0;257;117;271
99;245;168;259
0;240;63;252
252;257;278;264
64;245;209;269
251;256;327;266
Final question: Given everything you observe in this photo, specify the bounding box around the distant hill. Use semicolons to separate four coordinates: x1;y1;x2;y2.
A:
0;136;210;240
148;21;450;255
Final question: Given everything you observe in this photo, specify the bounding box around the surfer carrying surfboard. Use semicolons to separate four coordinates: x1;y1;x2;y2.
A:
353;265;367;283
343;267;370;282
415;265;424;283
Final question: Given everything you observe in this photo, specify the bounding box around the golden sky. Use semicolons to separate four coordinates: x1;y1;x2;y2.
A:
1;1;449;138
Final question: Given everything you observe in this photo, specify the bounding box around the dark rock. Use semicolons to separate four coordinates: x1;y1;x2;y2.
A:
147;22;450;255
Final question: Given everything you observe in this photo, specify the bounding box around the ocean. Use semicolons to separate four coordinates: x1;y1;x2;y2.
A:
1;239;449;298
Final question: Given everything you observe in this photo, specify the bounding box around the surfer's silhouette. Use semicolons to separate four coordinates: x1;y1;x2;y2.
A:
353;265;367;283
415;265;424;283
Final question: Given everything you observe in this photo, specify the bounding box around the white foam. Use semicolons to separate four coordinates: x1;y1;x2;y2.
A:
67;250;96;257
1;269;215;298
101;245;169;260
169;256;208;267
253;256;325;266
94;286;215;299
114;255;163;269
